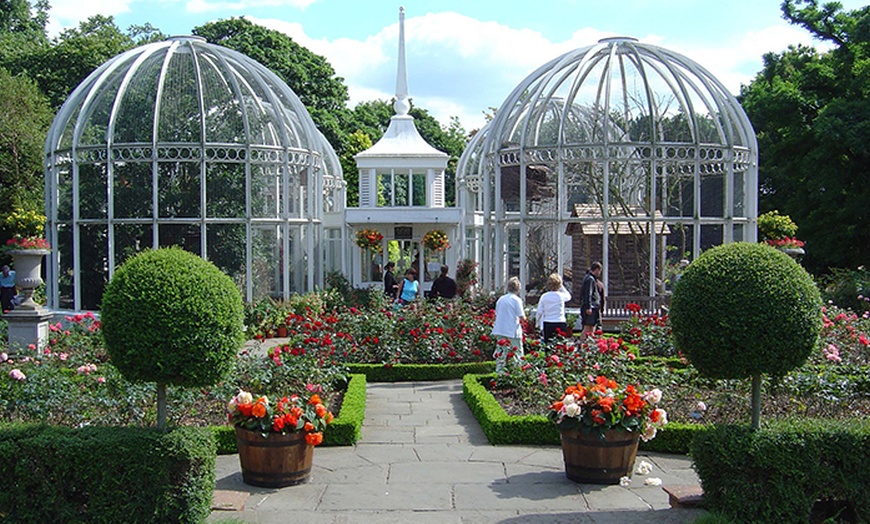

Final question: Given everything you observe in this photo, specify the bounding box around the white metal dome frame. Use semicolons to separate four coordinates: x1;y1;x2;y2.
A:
458;37;758;300
44;36;345;310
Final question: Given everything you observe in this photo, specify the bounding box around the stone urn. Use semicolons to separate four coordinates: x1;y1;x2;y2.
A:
8;249;50;311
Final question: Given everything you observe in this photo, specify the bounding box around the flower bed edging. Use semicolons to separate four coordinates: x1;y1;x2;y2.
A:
213;373;367;453
462;373;706;453
347;362;494;382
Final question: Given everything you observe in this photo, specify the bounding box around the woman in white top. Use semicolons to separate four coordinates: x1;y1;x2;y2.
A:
536;273;572;343
491;277;525;374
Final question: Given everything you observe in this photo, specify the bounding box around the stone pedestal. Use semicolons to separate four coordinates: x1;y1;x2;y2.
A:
4;308;53;353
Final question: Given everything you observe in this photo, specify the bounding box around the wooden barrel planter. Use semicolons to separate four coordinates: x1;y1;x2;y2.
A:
235;427;314;488
560;428;640;484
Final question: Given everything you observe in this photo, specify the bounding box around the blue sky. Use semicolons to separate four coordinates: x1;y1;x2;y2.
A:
46;0;869;131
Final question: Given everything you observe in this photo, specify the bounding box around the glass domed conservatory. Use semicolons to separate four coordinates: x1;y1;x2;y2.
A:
44;36;345;310
457;37;758;308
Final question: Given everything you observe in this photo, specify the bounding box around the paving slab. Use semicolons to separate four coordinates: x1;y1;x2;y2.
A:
209;378;707;523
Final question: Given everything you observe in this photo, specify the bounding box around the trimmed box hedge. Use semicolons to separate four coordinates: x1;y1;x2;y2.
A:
462;373;706;453
0;424;215;523
213;373;367;453
691;419;870;523
347;361;494;382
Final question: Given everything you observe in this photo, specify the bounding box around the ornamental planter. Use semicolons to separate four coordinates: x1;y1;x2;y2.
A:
8;249;50;311
235;427;314;487
560;428;639;484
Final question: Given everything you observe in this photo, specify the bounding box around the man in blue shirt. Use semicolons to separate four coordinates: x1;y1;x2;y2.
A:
0;265;16;311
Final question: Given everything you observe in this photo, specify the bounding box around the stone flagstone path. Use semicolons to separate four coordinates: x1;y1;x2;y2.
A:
209;379;706;523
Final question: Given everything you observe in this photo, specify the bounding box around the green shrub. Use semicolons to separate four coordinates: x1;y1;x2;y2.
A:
102;247;244;387
348;362;494;382
0;424;215;523
691;419;870;523
757;210;798;241
212;373;367;452
671;242;822;380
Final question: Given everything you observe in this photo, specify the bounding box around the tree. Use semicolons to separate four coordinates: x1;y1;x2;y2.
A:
193;17;350;150
670;242;822;429
739;1;870;274
0;68;52;249
101;247;244;428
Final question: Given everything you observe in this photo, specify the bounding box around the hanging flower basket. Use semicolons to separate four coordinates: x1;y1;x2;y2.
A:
355;229;383;251
422;229;449;251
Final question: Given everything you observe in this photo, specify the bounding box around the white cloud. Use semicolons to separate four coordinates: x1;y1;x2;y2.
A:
186;0;315;14
47;0;134;35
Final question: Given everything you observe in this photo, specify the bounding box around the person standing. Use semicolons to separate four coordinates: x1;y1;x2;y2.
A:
535;273;572;343
0;265;15;312
428;265;457;299
383;261;398;299
396;269;419;305
491;277;526;374
581;261;603;338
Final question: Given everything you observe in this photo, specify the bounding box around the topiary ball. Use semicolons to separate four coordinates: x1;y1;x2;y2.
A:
101;247;244;387
670;242;822;379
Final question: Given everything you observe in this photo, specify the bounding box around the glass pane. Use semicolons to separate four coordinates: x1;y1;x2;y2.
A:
79;224;107;311
158;224;201;255
361;247;382;283
507;227;520;279
377;173;393;206
57;223;74;310
701;224;723;252
733;172;745;217
158;162;201;218
526;164;557;218
525;223;559;303
659;164;694;218
324;228;341;274
114;162;152;219
114;224;153;267
663;223;693;294
607;227;651;296
701;173;724;217
251;165;279;218
500;165;520;212
252;225;281;301
207;224;246;296
394;172;409;206
412;173;426;206
79;163;107;219
207;163;246;218
57;163;73;221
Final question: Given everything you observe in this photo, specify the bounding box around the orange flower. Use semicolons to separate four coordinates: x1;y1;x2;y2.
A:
303;421;314;432
291;406;303;418
598;396;615;413
251;402;267;418
550;400;564;412
284;414;298;428
272;416;285;432
622;393;646;416
324;412;334;424
308;394;322;406
315;404;328;418
305;432;323;446
238;403;253;417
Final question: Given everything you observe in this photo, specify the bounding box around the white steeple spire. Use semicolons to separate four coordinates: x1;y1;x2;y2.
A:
394;6;410;116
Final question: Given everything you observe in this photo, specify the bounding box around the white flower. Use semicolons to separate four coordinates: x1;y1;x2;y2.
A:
643;388;662;404
0;352;6;362
619;476;631;487
651;408;668;427
696;401;707;412
641;425;657;442
644;477;662;486
237;390;253;405
564;402;581;418
635;460;653;475
563;393;577;405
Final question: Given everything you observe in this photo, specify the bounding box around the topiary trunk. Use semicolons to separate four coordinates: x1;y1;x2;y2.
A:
751;374;761;430
157;382;167;430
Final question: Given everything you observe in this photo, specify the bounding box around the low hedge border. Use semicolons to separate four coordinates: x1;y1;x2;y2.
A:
462;373;707;453
691;419;870;523
347;361;494;382
213;373;367;453
0;424;215;523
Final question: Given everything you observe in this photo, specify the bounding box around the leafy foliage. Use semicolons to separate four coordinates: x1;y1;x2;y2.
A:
670;242;823;379
101;247;244;387
739;1;870;273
